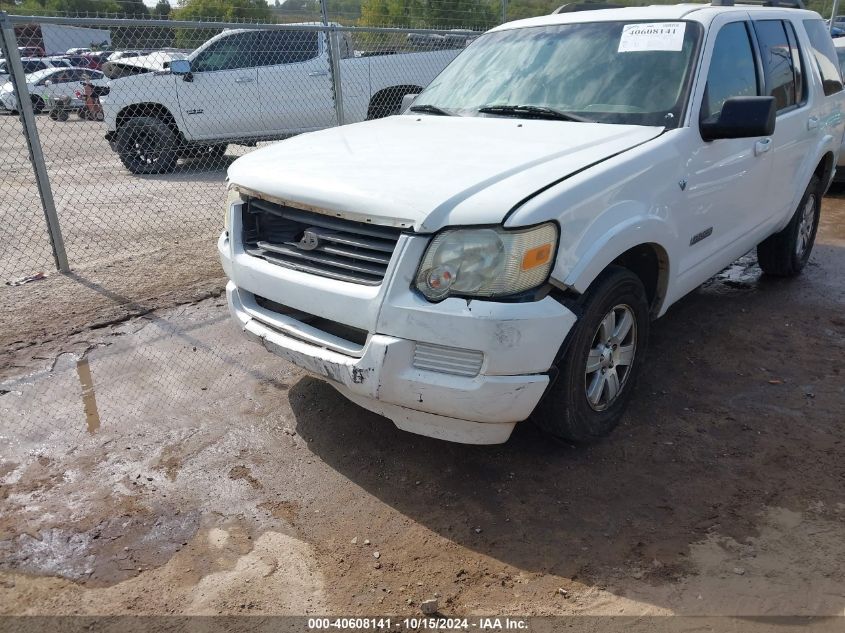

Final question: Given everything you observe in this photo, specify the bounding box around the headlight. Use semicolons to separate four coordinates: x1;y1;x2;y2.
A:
415;223;558;301
224;187;243;232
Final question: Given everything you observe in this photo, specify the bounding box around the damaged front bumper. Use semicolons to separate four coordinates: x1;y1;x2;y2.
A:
227;281;574;444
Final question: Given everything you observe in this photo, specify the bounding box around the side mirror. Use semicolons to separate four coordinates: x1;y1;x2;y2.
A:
400;93;419;113
170;59;193;81
700;96;776;142
44;80;52;86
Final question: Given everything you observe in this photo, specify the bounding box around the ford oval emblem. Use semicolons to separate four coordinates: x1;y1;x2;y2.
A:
297;229;320;251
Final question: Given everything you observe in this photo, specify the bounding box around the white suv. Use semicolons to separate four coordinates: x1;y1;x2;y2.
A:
220;3;845;444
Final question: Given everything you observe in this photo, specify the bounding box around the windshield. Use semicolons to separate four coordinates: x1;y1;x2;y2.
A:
415;21;702;128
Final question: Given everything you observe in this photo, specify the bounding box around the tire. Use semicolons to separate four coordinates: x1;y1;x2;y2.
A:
57;109;69;122
757;174;821;277
31;96;44;114
532;266;650;443
115;116;179;175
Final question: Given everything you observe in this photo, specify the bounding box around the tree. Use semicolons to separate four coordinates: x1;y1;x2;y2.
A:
173;0;274;22
360;0;496;29
9;0;122;17
153;0;172;17
171;0;273;48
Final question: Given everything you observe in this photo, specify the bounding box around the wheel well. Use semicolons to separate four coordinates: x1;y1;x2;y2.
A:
116;103;180;136
815;152;835;190
367;84;423;119
608;243;669;317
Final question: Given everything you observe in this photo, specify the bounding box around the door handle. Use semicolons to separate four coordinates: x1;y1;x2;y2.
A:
754;138;772;156
308;70;329;77
234;77;254;83
807;116;820;131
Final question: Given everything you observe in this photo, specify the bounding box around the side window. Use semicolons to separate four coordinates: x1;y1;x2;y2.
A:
193;32;258;73
257;30;320;66
803;19;844;96
702;22;759;122
754;20;801;111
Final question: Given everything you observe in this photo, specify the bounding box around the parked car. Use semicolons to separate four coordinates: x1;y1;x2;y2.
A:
66;47;91;55
219;3;844;444
80;51;112;71
0;56;73;84
107;50;145;61
100;49;189;79
18;46;44;57
101;25;463;173
833;36;845;181
0;67;106;113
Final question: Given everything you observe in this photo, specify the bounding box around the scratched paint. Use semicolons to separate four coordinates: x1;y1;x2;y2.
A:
75;358;101;434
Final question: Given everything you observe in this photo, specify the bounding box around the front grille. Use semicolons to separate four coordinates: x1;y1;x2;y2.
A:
242;198;403;285
413;342;484;377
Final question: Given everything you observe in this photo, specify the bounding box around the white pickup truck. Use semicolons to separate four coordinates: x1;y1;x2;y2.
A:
101;26;461;173
220;2;844;444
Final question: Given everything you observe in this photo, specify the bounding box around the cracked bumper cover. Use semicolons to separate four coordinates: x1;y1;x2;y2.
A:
226;281;567;444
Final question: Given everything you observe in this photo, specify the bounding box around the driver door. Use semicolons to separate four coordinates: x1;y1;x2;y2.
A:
176;30;262;141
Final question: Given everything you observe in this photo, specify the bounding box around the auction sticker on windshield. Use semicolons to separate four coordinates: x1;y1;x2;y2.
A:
618;22;686;52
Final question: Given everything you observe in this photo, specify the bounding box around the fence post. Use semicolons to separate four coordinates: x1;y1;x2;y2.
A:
0;12;69;273
831;0;841;33
319;0;345;126
502;0;508;23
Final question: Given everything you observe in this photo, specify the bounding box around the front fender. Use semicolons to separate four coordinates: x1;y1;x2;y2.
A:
560;214;674;311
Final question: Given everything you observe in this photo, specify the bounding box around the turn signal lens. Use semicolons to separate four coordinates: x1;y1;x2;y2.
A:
521;243;553;270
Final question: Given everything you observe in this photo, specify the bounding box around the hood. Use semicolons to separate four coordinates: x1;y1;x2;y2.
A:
228;116;663;232
102;51;186;79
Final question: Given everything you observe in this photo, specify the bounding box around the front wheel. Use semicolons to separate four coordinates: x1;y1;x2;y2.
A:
31;96;45;114
115;116;179;175
757;174;821;277
532;266;650;443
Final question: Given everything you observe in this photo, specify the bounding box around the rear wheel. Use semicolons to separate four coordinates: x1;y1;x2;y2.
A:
757;174;821;277
532;266;649;443
115;116;179;175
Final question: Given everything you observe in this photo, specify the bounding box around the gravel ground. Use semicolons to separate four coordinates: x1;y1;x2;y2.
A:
0;180;843;623
0;113;254;283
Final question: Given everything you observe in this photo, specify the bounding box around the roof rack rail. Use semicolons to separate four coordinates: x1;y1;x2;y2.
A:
551;1;623;13
710;0;806;8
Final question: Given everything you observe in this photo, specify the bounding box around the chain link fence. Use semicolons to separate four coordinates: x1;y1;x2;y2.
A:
0;12;478;284
0;5;488;479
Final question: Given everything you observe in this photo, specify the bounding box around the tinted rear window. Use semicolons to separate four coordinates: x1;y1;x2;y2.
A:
803;20;844;96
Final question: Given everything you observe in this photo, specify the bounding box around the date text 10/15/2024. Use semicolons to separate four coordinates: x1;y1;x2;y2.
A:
307;617;529;630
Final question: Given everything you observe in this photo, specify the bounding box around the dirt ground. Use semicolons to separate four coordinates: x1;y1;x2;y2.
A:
0;188;843;625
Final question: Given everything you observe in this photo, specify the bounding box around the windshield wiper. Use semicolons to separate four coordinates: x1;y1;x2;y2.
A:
478;104;593;123
409;104;453;116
